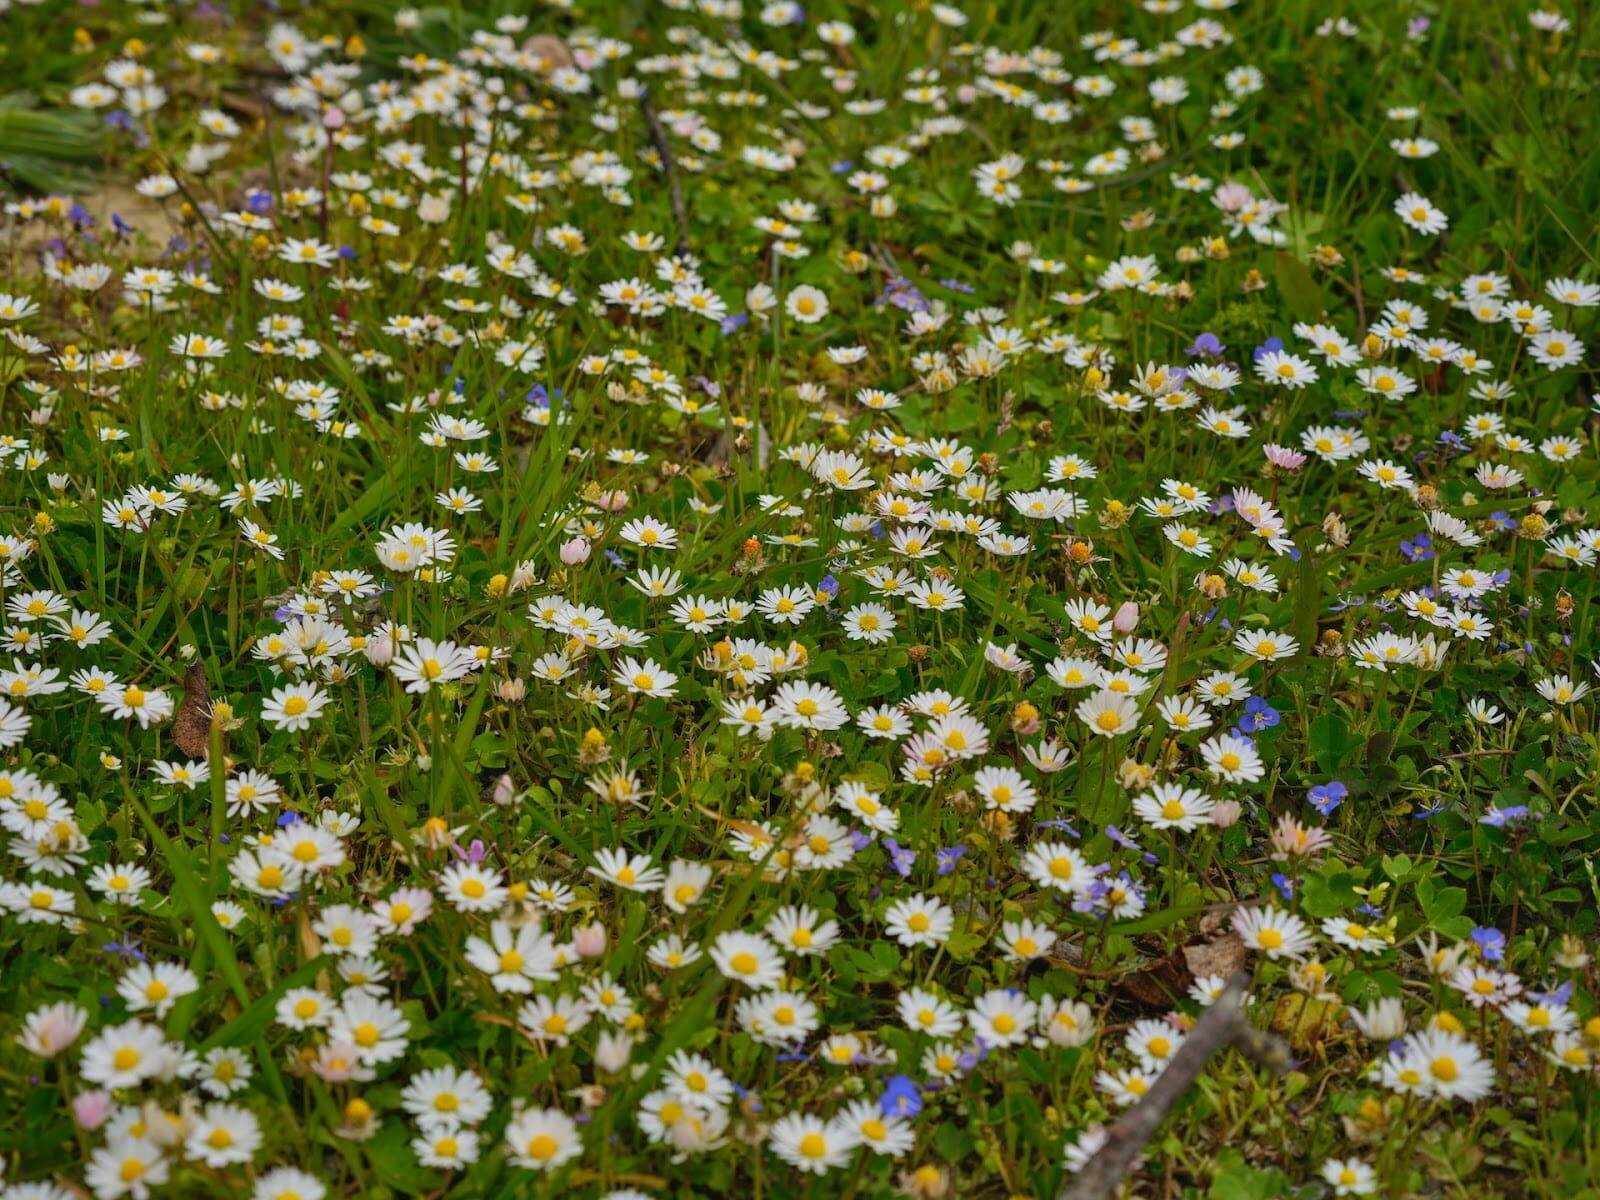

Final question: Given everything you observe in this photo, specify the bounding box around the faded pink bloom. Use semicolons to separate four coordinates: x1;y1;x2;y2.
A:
73;1090;112;1131
1112;601;1140;634
1264;443;1308;470
1212;181;1254;213
1269;814;1333;861
1011;708;1041;736
18;1001;88;1057
560;538;591;565
572;922;608;958
311;1041;375;1083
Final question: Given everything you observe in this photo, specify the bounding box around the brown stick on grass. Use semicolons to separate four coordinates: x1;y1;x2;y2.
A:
640;91;690;259
1057;973;1291;1200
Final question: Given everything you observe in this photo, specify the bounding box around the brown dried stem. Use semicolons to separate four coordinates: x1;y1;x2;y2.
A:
639;91;690;259
1057;973;1290;1200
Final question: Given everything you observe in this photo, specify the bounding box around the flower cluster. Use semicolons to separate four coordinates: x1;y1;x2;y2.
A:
0;1;1596;1199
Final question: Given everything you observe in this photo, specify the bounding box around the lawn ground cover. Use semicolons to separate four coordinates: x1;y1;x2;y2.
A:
0;0;1598;1197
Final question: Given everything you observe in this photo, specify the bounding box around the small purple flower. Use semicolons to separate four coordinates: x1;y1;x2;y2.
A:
1270;873;1296;901
939;279;976;294
720;312;749;335
1480;805;1531;827
1471;927;1506;963
1400;531;1434;563
879;1075;922;1118
883;838;915;878
1245;697;1280;727
1251;336;1284;362
848;830;874;853
1104;825;1139;851
1528;980;1574;1006
1307;781;1347;817
956;1044;988;1069
1185;332;1224;357
935;845;967;875
877;275;930;313
1037;818;1078;836
102;940;149;963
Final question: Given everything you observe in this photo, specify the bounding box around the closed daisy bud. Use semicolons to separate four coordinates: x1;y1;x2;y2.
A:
1210;799;1243;828
901;1163;950;1199
1118;759;1155;791
572;922;608;958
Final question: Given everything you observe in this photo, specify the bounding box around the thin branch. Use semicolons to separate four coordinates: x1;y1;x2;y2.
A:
1057;973;1290;1200
639;90;690;259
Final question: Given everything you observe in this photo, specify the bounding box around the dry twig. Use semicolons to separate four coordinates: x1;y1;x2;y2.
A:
639;91;690;258
1057;973;1290;1200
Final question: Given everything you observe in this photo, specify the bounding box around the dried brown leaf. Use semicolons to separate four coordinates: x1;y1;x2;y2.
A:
1181;929;1247;980
171;660;212;759
521;34;574;71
